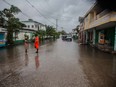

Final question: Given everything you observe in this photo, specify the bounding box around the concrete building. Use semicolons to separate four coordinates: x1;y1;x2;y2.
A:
79;2;116;52
72;25;79;40
0;28;6;47
78;17;85;44
0;19;47;46
14;19;46;44
72;28;77;36
22;19;46;31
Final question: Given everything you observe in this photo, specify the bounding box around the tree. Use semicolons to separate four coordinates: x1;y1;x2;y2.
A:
46;25;60;39
60;30;67;35
0;11;6;27
76;25;80;34
78;17;84;23
37;30;46;40
46;25;55;36
1;5;25;45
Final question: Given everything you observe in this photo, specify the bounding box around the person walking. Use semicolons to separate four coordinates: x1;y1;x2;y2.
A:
34;34;39;53
24;35;29;53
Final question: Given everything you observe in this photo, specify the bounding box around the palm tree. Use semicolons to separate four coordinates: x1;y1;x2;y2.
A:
1;5;24;45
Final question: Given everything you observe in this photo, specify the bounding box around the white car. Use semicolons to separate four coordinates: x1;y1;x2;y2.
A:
66;36;72;41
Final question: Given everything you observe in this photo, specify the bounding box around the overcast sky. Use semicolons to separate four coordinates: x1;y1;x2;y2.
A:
0;0;95;32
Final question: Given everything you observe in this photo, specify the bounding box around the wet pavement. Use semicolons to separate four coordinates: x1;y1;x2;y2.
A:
0;39;116;87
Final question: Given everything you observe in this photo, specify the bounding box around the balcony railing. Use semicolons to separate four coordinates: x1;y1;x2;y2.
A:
90;13;111;28
85;12;116;30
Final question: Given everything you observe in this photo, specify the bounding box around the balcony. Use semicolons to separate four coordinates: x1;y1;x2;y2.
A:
85;12;116;30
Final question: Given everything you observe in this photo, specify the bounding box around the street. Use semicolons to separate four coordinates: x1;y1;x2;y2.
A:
0;39;116;87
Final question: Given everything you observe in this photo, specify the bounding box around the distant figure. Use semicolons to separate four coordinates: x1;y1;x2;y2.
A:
34;34;39;53
24;35;29;53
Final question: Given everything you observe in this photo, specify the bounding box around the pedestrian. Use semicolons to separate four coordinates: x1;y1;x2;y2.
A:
34;34;39;53
24;35;29;53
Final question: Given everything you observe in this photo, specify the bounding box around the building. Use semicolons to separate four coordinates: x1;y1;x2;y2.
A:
38;23;46;31
14;19;46;44
72;25;79;40
22;19;46;31
78;17;85;44
0;19;47;46
79;2;116;52
0;27;6;47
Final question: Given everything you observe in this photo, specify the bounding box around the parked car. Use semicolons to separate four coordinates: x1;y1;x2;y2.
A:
66;35;72;41
62;35;67;40
62;35;72;41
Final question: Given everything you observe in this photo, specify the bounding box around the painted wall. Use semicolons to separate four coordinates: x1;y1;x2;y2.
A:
0;32;5;47
84;11;116;30
22;22;38;31
95;27;115;46
13;30;34;44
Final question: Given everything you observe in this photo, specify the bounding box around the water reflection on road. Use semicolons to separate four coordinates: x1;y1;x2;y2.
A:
0;39;116;87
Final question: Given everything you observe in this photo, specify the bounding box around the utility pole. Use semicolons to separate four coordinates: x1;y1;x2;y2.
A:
56;19;58;31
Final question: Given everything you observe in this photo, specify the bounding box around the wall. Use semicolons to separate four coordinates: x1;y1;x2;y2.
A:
0;32;5;47
95;27;115;46
14;30;34;44
22;22;38;31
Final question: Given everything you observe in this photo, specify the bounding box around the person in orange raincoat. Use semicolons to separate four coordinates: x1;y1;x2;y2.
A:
34;34;39;53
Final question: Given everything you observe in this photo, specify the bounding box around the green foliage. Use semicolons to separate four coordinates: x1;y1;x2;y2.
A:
38;30;46;36
0;5;25;45
36;25;60;40
10;5;21;14
60;30;67;35
0;11;5;27
8;18;25;29
46;25;56;36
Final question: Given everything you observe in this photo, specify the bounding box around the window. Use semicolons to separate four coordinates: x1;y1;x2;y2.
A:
32;25;34;28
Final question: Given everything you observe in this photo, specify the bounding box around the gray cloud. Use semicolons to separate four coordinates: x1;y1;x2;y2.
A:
0;0;95;32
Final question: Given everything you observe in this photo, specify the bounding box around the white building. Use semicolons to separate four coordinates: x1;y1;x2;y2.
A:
22;19;46;31
38;23;46;31
14;19;46;44
0;19;47;46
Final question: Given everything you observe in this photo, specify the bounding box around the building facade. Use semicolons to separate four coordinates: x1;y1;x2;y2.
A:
0;19;46;47
79;3;116;52
0;28;6;47
22;19;46;31
14;19;47;44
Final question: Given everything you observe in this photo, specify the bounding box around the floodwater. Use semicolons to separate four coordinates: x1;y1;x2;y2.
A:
0;39;116;87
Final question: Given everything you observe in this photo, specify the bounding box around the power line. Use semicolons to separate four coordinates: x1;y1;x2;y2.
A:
34;1;53;17
21;12;31;19
29;0;58;19
2;0;62;29
25;0;56;26
2;0;31;19
2;0;10;6
44;1;56;17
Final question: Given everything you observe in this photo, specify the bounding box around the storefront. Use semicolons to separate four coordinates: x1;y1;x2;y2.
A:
85;30;93;44
0;32;6;47
96;27;115;46
94;27;115;52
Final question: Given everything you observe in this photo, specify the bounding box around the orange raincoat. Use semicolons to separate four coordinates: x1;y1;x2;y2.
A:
34;36;39;49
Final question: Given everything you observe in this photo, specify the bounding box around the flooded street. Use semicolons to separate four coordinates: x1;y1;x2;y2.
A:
0;39;116;87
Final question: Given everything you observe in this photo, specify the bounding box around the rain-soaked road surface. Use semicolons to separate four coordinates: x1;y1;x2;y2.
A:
0;39;116;87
